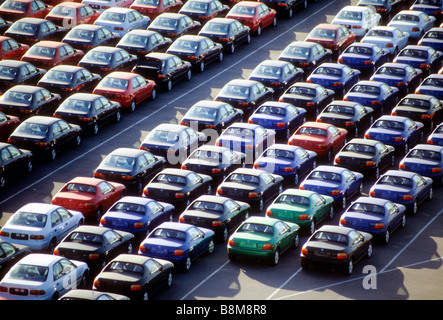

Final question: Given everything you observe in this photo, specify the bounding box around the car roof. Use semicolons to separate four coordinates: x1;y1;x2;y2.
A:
352;196;391;206
16;254;63;267
301;121;335;129
31;40;65;48
266;144;304;152
156;12;188;19
315;225;353;235
112;254;151;265
176;35;207;42
226;79;260;87
153;123;187;132
192;100;231;109
231;168;263;175
53;2;87;8
314;23;342;30
259;101;296;108
71;225;111;235
402;93;436;100
102;7;135;13
412;144;443;152
289;82;323;89
195;145;232;152
383;169;417;178
287;41;320;48
193;195;229;204
66;93;103;101
22;115;62;125
6;85;42;93
347;138;379;146
16;202;58;214
314;165;349;174
257;60;292;68
340;5;370;12
109;148;148;157
117;196;153;205
315;62;347;69
90;46;123;53
326;100;362;107
242;216;279;226
66;176;105;186
146;52;177;60
228;122;261;130
104;71;137;80
159;168;191;176
281;188;318;197
156;221;194;232
379;62;411;69
49;65;86;72
0;60;31;67
207;17;237;24
126;29;158;37
72;24;104;31
233;1;261;7
376;115;409;122
14;17;47;24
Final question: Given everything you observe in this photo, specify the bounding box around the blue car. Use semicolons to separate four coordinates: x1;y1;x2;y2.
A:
248;101;307;141
427;123;443;146
418;27;443;52
307;63;360;98
370;62;423;97
369;170;433;214
99;196;175;238
338;42;390;74
393;45;443;76
411;0;443;21
365;115;424;154
344;80;399;117
138;222;215;272
339;196;406;244
399;144;443;185
253;144;317;186
415;74;443;99
215;122;276;164
299;165;363;210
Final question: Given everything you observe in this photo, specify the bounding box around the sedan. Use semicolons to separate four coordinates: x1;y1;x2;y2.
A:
388;10;436;41
253;144;317;186
300;225;373;275
0;142;32;188
307;62;360;98
226;1;276;36
260;0;308;19
305;23;356;58
94;8;151;38
248;101;307;141
369;169;433;214
427;123;443;146
166;34;223;72
83;0;134;13
216;168;283;212
178;0;230;24
411;0;443;21
51;177;126;223
0;240;30;278
138;222;215;272
227;216;300;266
393;45;443;76
316;101;374;138
334;138;395;179
288;122;348;162
337;42;390;74
93;254;174;300
60;289;129;300
248;59;304;97
0;0;52;22
5;17;65;45
78;46;137;76
0;112;20;142
147;12;201;40
100;196;175;238
53;93;122;136
45;2;101;30
418;27;443;51
62;24;121;52
116;30;172;58
364;115;425;155
130;0;183;20
361;26;409;57
332;5;381;39
198;17;251;54
0;203;84;252
93;148;166;194
399;144;443;185
0;254;89;300
414;73;443;100
93;71;157;112
357;0;396;22
0;36;29;60
178;195;250;242
339;197;406;244
0;17;12;35
0;60;45;95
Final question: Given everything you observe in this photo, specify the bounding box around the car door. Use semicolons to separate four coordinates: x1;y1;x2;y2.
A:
187;226;208;258
0;146;21;181
53;119;75;149
52;258;82;297
260;172;278;200
50;209;68;243
102;229;126;260
187;171;206;198
348;229;367;261
224;199;241;232
274;220;293;251
144;258;164;292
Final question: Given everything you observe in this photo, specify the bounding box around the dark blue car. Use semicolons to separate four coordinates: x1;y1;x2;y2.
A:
418;27;443;52
369;170;433;214
299;165;363;210
415;74;443;99
248;101;307;141
344;80;399;117
427;123;443;146
307;63;360;98
339;196;406;244
253;144;317;186
338;42;390;74
399;144;443;186
393;45;443;76
364;115;424;155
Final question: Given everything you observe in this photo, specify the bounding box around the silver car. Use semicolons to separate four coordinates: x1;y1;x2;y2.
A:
388;10;436;40
361;26;409;56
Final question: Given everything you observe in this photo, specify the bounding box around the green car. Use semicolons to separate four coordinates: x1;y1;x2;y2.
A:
227;216;300;266
265;189;334;234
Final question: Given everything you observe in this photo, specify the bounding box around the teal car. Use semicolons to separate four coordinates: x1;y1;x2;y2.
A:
265;189;334;234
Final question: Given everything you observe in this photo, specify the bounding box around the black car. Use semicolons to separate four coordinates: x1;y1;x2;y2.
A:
0;240;31;278
180;100;243;134
317;101;374;138
357;0;395;22
214;79;274;118
131;52;192;91
5;17;66;45
0;17;12;35
53;225;135;275
278;82;335;119
37;65;102;98
166;34;223;72
53;93;122;136
0;85;61;119
62;24;121;52
178;0;230;24
0;60;46;94
93;148;166;194
116;30;172;58
216;167;284;212
334;138;395;180
0;142;32;188
143;168;213;211
78;46;137;76
181;145;246;186
8;115;82;161
248;59;304;97
278;41;332;78
300;225;373;275
198;17;250;54
261;0;308;18
179;195;250;242
92;254;174;300
147;12;201;40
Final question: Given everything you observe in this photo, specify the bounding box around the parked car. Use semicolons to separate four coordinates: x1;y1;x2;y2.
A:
418;27;443;51
361;26;409;57
45;2;101;30
0;35;29;60
78;46;137;76
393;45;443;76
62;24;121;52
332;5;381;39
337;42;390;74
5;17;66;45
427;123;443;145
147;12;201;40
259;0;308;19
0;0;52;22
94;7;151;38
130;0;183;20
0;142;32;188
0;240;30;278
388;10;436;41
411;0;443;21
60;289;129;300
0;113;20;142
305;23;356;58
0;60;45;95
178;0;229;24
399;144;443;185
83;0;134;13
116;30;172;58
415;74;443;100
357;0;397;21
225;1;276;36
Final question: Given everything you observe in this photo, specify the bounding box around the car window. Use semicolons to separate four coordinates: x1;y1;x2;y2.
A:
98;181;113;194
57;208;72;222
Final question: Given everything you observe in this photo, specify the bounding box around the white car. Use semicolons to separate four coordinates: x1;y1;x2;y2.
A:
82;0;135;13
361;26;410;56
332;5;381;38
0;203;84;252
94;7;151;37
388;10;436;40
0;254;89;300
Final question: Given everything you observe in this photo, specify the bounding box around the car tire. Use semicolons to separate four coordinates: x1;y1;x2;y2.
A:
130;100;136;112
166;79;173;91
92;122;99;135
383;229;390;244
166;271;173;288
199;60;205;73
183;255;192;272
127;240;133;254
49;147;57;161
308;219;315;235
207;238;215;255
256;25;262;36
230;42;235;54
345;259;354;275
366;242;373;259
0;176;5;188
150;87;157;100
186;69;192;81
271;249;280;266
115;109;121;123
218;51;223;62
293;233;300;249
95;207;102;223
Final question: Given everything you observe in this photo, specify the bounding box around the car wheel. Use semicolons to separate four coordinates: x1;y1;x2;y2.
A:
207;238;215;255
258;197;264;212
293;233;300;249
327;149;333;162
294;171;299;186
428;188;433;201
48;238;57;253
115;109;121;123
230;42;235;54
366;243;373;259
199;60;205;72
166;79;173;91
400;215;406;228
221;227;229;242
383;229;390;244
95;207;102;223
51;292;60;300
218;51;224;62
271;249;280;266
186;69;192;81
92;122;99;135
183;255;192;272
287;7;293;19
328;206;334;220
256;24;262;36
207;185;212;194
246;33;251;44
166;272;173;288
130;99;136;112
49;148;57;161
150;87;157;100
127;241;134;254
341;195;347;210
309;219;315;235
74;134;81;147
272;16;277;27
411;201;418;215
374;166;380;180
0;176;5;188
142;290;149;300
345;259;354;275
79;271;88;289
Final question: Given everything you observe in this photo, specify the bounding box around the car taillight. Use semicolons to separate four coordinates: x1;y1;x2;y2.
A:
262;243;273;250
173;249;185;256
336;253;348;259
88;253;100;260
298;214;310;220
30;235;44;240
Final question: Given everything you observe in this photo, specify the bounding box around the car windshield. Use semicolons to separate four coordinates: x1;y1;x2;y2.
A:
422;77;443;87
112;202;146;213
399;98;430;109
170;39;199;51
228;173;259;184
183;0;208;12
224;127;254;137
424;30;443;40
325;105;355;115
64;183;97;193
41;70;73;83
0;66;18;78
103;155;135;170
16;122;49;137
308;171;342;182
220;84;250;97
150;228;187;240
187;106;218;120
393;14;420;22
9;21;37;34
151;17;178;28
286;86;316;96
379;175;412;186
436;125;443;133
10;211;47;228
58;98;92;112
230;5;256;16
275;194;310;206
120;33;148;45
9;264;49;282
399;49;428;58
191;201;224;212
343;143;375;154
146;129;179;143
51;5;76;17
84;50;112;63
345;46;372;55
366;29;393;38
314;67;342;76
298;126;327;136
256;106;286;115
239;223;274;234
201;22;229;34
373;120;404;130
376;67;405;76
282;45;310;58
154;174;187;185
190;149;222;162
408;149;441;160
97;77;129;90
134;0;160;5
68;28;94;40
264;149;294;159
106;261;144;275
101;11;126;22
66;232;103;244
0;1;28;12
349;202;385;215
313;231;348;243
337;10;362;21
251;65;282;77
309;28;336;39
350;85;380;94
27;45;56;58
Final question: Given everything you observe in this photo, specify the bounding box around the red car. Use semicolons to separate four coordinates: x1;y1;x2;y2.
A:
0;36;29;60
51;176;126;223
130;0;183;20
93;71;157;112
305;23;356;57
0;0;52;22
45;2;101;30
20;40;84;69
0;111;20;142
288;122;348;161
226;1;276;36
